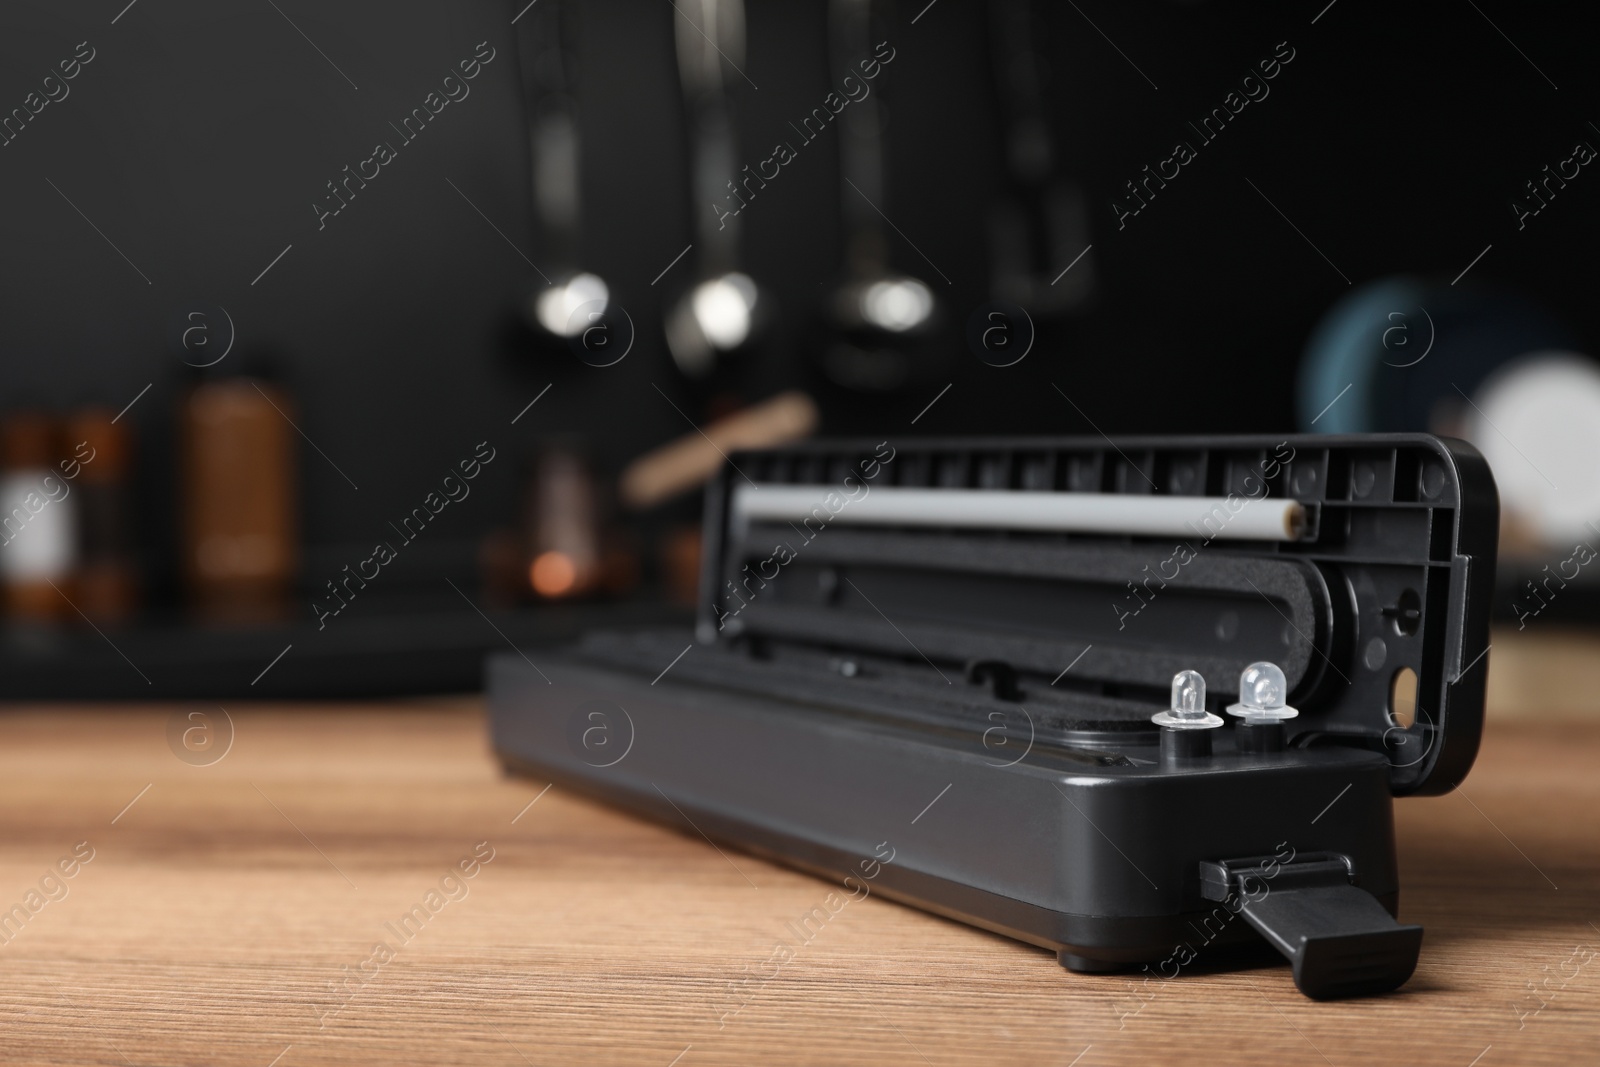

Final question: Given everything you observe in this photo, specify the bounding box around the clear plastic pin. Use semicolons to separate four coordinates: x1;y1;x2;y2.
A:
1152;669;1223;729
1226;661;1299;722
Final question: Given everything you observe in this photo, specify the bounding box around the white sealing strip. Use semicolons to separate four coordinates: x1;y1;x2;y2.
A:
733;484;1305;542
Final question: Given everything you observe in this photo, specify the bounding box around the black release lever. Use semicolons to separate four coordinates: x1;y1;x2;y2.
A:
1199;853;1423;999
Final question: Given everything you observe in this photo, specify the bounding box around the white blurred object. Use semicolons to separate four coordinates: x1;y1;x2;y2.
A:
533;272;610;338
0;473;77;581
1464;352;1600;545
665;272;761;376
691;273;756;349
858;277;935;333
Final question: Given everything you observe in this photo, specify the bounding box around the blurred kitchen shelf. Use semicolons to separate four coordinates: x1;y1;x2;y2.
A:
1493;556;1600;626
1485;624;1600;720
0;601;690;700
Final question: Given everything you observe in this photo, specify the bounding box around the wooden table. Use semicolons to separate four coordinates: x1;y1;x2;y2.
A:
0;701;1595;1067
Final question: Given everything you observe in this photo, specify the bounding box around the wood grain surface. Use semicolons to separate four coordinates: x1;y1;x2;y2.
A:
0;699;1595;1067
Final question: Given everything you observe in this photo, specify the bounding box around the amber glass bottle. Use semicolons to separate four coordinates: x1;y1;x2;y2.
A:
180;379;297;621
67;407;139;623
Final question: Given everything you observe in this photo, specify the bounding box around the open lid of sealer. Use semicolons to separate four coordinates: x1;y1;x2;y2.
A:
696;434;1498;796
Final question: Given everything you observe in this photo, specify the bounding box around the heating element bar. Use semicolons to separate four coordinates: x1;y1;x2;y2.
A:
732;485;1305;542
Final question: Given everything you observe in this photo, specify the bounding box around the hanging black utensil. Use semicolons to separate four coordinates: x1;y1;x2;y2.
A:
663;0;774;381
985;0;1095;316
509;0;614;353
814;0;947;395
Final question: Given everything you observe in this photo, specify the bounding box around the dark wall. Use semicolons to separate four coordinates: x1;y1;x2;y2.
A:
2;0;1596;600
